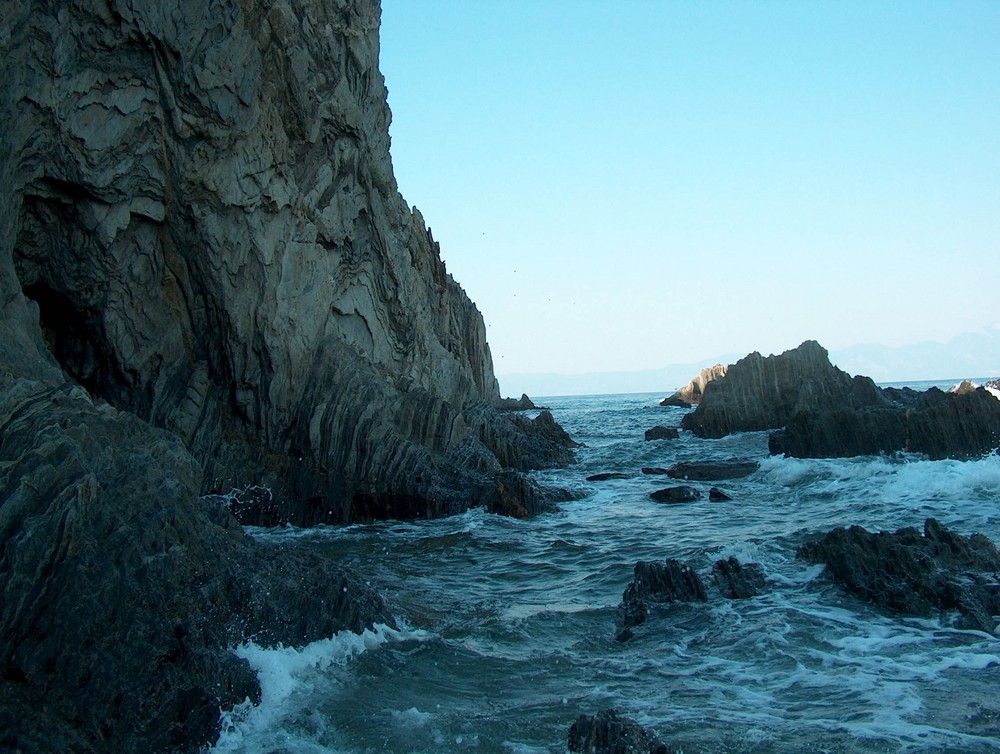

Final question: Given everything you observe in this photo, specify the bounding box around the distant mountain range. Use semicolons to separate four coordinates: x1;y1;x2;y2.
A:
499;330;1000;398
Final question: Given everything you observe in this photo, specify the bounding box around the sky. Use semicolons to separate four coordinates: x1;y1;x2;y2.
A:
379;1;1000;393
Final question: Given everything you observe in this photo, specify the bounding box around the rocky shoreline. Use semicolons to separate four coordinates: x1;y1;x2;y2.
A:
0;1;574;750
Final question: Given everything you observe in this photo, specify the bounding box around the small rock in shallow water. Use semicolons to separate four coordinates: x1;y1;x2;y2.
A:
712;556;767;599
649;486;701;504
587;472;631;482
568;709;676;754
708;487;733;501
644;425;679;441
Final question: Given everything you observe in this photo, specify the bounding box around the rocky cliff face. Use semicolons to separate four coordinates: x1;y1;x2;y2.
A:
0;1;573;750
2;0;570;523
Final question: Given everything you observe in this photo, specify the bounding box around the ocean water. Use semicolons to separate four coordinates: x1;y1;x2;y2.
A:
212;388;1000;754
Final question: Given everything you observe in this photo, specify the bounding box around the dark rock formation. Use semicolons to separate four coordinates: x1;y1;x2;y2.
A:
2;0;573;528
770;386;1000;460
712;557;767;599
0;379;390;753
0;1;576;750
568;709;675;754
649;486;702;504
498;392;540;410
644;425;679;441
666;460;758;481
619;559;708;633
708;487;733;502
660;363;727;408
587;472;631;482
641;467;670;475
682;341;884;438
682;342;1000;460
797;519;1000;633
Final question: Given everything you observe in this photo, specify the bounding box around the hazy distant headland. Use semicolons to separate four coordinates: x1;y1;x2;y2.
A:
500;329;1000;397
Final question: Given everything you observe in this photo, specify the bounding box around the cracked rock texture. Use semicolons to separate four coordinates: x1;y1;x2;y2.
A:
1;0;573;750
3;0;571;523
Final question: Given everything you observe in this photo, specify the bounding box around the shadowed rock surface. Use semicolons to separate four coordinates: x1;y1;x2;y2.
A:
568;709;675;754
619;559;708;632
797;519;1000;633
683;342;1000;460
770;386;1000;460
644;425;679;441
660;363;727;408
708;487;733;502
682;341;884;438
666;460;758;481
0;1;576;750
649;486;702;504
498;392;540;410
712;557;767;599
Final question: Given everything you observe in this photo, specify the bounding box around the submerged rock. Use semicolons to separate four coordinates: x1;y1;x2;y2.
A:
660;363;728;408
568;709;675;754
641;467;671;476
587;472;632;482
797;519;1000;633
666;460;758;481
712;557;767;599
644;425;679;441
708;487;733;502
649;486;702;504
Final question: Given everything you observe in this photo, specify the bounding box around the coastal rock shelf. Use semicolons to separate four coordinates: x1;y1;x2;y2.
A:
0;0;574;750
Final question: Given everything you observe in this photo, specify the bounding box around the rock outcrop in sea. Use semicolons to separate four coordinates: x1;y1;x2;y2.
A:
798;519;1000;633
681;341;1000;459
0;1;574;750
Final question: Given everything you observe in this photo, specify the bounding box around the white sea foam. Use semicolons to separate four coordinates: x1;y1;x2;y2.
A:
211;623;432;754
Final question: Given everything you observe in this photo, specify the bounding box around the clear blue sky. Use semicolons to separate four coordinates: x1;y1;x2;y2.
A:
379;1;1000;385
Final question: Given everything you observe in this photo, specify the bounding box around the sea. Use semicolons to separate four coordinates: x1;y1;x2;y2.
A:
211;381;1000;754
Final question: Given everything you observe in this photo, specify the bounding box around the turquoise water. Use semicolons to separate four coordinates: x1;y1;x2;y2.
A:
213;391;1000;753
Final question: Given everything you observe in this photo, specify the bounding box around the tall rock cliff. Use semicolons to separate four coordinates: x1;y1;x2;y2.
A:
0;1;573;750
2;0;571;524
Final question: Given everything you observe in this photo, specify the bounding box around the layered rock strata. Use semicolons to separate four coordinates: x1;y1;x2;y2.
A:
660;362;727;407
0;0;575;750
2;0;573;527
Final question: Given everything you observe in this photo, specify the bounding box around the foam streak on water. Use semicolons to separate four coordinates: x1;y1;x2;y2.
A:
215;391;1000;753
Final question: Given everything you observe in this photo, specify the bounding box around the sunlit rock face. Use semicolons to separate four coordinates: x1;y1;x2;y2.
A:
2;0;571;524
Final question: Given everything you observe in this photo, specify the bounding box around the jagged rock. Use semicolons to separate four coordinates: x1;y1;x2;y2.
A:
708;487;732;502
641;467;670;475
712;557;766;599
797;519;1000;633
660;363;727;407
0;0;576;750
681;343;1000;460
770;386;1000;460
682;341;885;438
666;460;758;481
2;0;573;528
498;392;539;410
649;486;702;504
587;472;631;482
568;709;675;754
619;559;708;633
0;379;391;753
644;425;679;441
